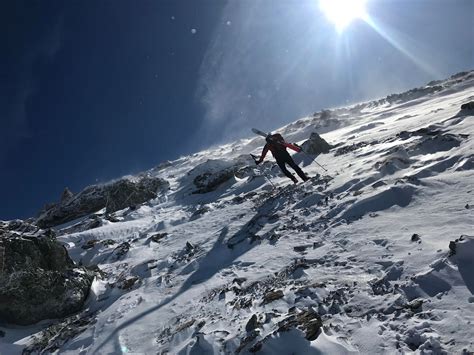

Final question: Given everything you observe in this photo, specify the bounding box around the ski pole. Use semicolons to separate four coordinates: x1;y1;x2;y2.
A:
250;154;276;189
294;144;328;172
313;160;328;172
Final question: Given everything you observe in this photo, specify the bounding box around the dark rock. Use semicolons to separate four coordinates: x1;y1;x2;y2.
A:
0;221;94;325
232;277;247;285
175;319;195;333
81;240;115;252
320;109;331;120
301;132;332;155
411;234;421;242
0;219;40;234
189;157;252;194
186;241;195;252
190;205;211;220
294;245;311;253
249;342;263;353
449;242;457;255
261;289;284;305
277;308;322;341
58;215;103;237
236;331;259;353
21;312;95;354
196;320;206;330
465;204;470;209
101;239;116;247
117;276;140;290
335;142;368;156
82;239;99;250
148;233;168;243
461;101;474;110
372;181;387;189
60;187;74;203
245;314;259;332
370;262;404;295
105;214;120;222
111;242;130;261
406;299;423;312
36;175;169;228
448;235;466;256
193;167;238;194
0;330;5;337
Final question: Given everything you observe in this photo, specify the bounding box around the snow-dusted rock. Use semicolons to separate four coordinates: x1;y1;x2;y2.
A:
189;157;250;193
0;221;94;325
461;101;474;110
36;175;169;228
60;187;74;203
301;131;332;155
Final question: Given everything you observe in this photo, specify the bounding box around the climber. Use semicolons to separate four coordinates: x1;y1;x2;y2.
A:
253;133;309;184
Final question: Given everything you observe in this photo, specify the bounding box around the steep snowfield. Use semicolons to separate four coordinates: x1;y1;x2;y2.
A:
1;72;474;354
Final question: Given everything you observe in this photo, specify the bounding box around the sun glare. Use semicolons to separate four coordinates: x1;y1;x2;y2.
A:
319;0;368;32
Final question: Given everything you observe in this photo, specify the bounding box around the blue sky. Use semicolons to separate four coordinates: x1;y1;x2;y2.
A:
1;0;472;220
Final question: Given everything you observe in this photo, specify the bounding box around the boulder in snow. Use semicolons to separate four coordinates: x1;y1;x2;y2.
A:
0;220;94;325
460;101;474;110
301;132;332;155
189;157;250;194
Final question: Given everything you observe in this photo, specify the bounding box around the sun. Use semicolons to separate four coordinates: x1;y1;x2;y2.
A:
319;0;368;32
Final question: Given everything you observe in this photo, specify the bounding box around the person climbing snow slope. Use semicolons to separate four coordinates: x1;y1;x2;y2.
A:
254;133;309;184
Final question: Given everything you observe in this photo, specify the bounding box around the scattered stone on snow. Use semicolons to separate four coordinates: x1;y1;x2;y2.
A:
110;241;131;261
278;307;323;341
261;289;284;305
147;232;168;243
22;312;96;354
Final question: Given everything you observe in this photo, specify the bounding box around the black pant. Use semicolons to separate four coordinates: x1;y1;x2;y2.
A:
274;151;308;182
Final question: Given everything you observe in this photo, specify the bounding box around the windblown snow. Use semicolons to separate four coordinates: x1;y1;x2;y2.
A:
1;71;474;354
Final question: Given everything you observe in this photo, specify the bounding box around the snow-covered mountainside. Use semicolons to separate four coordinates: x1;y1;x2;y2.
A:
1;71;474;354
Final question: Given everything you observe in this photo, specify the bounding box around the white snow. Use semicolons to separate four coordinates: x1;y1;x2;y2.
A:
1;71;473;354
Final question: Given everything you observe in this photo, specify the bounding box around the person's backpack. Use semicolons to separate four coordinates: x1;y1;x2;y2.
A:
266;133;284;144
267;133;302;153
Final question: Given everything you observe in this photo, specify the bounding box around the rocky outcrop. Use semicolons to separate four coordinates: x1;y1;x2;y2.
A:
0;221;94;325
461;101;474;110
60;187;74;203
301;132;332;155
190;157;250;194
56;215;103;236
36;175;169;228
193;166;238;194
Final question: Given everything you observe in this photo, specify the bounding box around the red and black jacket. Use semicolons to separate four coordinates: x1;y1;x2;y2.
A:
257;133;301;163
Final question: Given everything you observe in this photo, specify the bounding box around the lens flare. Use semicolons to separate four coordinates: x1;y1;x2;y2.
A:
319;0;368;32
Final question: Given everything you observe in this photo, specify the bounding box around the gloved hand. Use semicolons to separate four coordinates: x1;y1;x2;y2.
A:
250;154;260;164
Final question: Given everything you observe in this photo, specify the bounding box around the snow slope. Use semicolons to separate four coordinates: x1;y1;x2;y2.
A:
1;71;473;354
